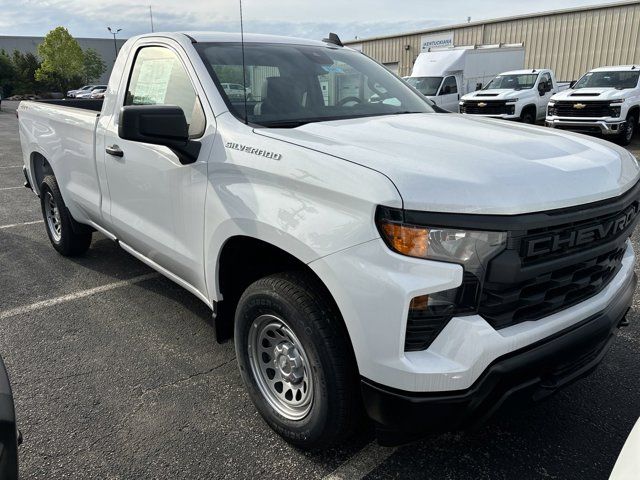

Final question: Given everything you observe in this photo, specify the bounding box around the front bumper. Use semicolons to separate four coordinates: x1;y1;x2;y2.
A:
363;270;636;445
546;117;625;135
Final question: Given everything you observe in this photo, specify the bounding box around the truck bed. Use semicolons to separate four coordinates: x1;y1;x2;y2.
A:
34;98;104;112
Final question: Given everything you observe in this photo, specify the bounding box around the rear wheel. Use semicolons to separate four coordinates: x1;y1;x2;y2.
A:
234;271;361;448
618;113;636;146
40;175;92;256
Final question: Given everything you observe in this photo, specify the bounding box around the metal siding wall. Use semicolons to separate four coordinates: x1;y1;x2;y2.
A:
353;2;640;81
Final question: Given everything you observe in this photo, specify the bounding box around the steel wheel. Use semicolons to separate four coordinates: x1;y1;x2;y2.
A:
248;314;314;420
44;190;62;242
626;119;635;142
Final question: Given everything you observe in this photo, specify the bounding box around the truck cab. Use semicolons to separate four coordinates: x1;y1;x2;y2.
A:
459;69;567;123
547;65;640;145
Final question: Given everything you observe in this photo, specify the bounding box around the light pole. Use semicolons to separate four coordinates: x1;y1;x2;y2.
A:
107;26;122;59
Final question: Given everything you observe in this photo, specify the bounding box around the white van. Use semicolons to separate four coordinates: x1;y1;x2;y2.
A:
405;44;525;112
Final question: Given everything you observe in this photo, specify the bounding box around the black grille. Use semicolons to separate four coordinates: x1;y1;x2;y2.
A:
462;101;509;115
479;246;626;329
554;101;611;117
404;314;450;351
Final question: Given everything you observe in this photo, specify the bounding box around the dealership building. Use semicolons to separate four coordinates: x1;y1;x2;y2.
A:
344;0;640;81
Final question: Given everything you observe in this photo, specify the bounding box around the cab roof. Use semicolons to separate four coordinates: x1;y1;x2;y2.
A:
498;69;549;75
137;31;332;47
590;65;640;72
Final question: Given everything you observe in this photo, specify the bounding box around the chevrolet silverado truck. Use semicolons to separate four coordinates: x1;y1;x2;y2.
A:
547;65;640;145
18;32;640;448
460;69;569;123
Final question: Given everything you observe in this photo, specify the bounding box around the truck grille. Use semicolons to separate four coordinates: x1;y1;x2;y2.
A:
479;246;626;329
475;189;639;329
553;101;611;117
461;100;510;115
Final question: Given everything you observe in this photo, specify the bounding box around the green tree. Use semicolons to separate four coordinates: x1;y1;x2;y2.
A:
11;51;42;94
35;27;84;93
0;49;16;97
83;48;106;83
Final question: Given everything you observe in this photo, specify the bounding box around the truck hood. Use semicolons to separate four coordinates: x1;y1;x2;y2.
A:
256;113;640;214
551;88;630;101
461;89;530;101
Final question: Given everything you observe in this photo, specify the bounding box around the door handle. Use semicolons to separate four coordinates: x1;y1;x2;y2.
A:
106;145;123;157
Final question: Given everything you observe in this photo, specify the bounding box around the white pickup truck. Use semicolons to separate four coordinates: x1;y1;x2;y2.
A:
18;32;640;448
547;65;640;145
459;69;569;123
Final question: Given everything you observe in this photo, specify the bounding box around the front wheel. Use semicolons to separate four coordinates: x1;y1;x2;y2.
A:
618;113;636;146
234;271;361;448
521;108;536;124
40;175;92;256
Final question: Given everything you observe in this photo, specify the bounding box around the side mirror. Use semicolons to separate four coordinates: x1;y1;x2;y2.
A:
119;105;201;165
475;83;483;91
441;85;451;95
570;80;577;88
538;82;546;95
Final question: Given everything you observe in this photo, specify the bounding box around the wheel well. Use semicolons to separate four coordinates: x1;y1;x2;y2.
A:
627;106;639;122
214;236;344;344
521;104;536;117
30;152;53;195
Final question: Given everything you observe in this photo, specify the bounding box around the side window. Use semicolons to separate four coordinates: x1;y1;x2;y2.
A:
125;46;205;137
540;73;552;89
440;76;457;95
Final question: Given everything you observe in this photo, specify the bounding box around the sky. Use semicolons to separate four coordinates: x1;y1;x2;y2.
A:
0;0;612;42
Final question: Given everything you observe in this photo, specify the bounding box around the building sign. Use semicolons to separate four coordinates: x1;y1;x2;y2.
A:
420;31;454;51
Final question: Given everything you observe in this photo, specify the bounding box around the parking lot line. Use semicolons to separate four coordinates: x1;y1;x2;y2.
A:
0;165;22;169
322;442;397;480
0;186;22;191
0;220;43;229
0;273;159;320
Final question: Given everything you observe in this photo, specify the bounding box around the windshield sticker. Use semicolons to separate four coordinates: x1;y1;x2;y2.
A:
321;65;344;74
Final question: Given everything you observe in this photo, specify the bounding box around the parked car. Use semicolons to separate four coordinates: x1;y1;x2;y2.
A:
405;44;525;111
17;31;640;449
546;65;640;145
67;85;94;98
459;69;570;123
76;85;107;99
90;88;107;99
221;82;250;100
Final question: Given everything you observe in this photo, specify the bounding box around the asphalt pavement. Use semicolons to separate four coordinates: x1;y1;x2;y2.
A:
1;100;639;479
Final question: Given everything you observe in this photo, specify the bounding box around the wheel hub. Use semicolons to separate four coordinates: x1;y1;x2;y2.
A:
274;342;304;383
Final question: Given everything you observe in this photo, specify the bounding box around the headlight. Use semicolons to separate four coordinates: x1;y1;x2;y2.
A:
548;101;556;107
376;206;508;350
505;98;519;103
610;99;626;104
376;206;506;279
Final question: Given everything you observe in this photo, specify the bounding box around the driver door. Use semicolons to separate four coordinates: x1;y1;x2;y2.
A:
536;72;554;120
438;76;459;112
99;43;213;297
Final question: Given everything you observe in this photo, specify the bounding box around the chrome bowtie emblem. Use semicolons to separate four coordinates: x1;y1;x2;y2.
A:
477;102;487;107
573;103;586;109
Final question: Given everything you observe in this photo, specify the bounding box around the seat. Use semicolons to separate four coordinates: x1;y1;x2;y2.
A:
254;77;304;116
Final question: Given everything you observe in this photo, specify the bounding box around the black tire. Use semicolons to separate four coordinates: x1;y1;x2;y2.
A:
618;113;636;146
521;108;536;124
40;175;92;256
234;271;361;448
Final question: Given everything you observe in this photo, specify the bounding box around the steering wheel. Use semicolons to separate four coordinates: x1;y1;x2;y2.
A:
337;96;362;107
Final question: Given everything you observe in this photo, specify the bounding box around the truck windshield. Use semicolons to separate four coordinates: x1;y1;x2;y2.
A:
485;74;538;90
573;71;640;90
196;42;434;127
403;77;442;96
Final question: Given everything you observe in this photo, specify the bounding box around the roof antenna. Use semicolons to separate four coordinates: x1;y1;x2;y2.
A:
323;32;343;47
239;0;249;125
